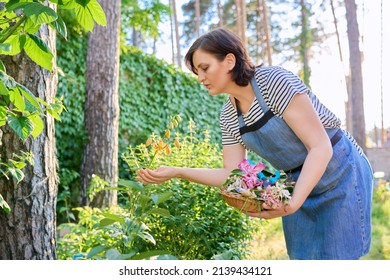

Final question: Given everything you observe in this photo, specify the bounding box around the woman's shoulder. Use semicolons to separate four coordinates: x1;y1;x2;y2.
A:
255;65;295;81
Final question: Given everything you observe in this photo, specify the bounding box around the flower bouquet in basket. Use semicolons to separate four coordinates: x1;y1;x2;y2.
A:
219;159;294;213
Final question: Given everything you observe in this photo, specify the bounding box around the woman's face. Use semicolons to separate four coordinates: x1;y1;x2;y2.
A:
192;49;234;95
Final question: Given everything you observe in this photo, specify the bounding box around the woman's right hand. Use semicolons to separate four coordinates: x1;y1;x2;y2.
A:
136;166;178;184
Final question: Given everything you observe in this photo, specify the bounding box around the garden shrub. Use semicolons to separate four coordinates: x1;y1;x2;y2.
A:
122;120;260;259
57;120;260;260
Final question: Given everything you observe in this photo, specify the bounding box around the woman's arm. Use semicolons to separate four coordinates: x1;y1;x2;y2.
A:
136;144;246;187
249;93;333;219
283;93;333;208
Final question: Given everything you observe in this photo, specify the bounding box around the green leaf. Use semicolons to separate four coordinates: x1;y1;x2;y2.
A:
23;34;53;71
105;249;137;260
137;230;155;245
47;106;61;121
97;218;117;227
130;250;172;260
0;80;9;96
0;106;6;126
150;192;173;205
74;3;94;32
100;212;125;225
8;3;57;26
86;245;109;259
0;60;5;72
149;207;170;218
8;115;34;140
9;87;25;112
117;179;143;191
9;159;26;170
23;17;42;34
0;44;11;53
8;167;24;184
0;194;11;214
49;15;67;39
0;35;23;56
86;0;106;26
29;114;44;138
17;84;41;111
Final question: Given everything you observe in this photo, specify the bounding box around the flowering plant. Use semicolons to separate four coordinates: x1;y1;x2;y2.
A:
123;115;181;172
220;159;294;212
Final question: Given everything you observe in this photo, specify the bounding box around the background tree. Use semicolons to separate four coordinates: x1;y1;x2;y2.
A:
344;0;366;151
170;0;181;68
258;0;272;65
80;0;120;207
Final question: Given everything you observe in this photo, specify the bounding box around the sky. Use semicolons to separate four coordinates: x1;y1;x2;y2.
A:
154;0;389;133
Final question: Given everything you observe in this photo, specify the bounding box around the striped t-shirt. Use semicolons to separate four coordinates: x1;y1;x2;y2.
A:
219;66;363;155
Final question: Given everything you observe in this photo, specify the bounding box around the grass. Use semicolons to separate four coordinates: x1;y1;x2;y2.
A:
247;180;390;260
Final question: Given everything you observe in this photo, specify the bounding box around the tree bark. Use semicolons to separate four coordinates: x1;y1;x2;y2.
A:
0;3;58;259
195;0;200;37
172;0;182;68
80;0;121;207
344;0;366;151
259;0;272;65
300;0;311;87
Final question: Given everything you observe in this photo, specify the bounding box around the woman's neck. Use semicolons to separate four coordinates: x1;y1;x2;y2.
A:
228;83;255;114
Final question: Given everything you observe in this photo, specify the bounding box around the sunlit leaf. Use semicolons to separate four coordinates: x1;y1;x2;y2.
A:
0;194;11;214
29;114;44;138
8;115;34;140
86;0;106;26
23;34;53;70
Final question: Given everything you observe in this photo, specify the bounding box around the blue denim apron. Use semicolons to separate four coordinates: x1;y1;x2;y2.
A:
236;77;373;259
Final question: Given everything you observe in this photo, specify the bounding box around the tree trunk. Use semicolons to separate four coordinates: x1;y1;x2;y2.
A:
344;0;366;151
172;0;182;68
330;0;352;131
259;0;272;65
80;0;121;207
218;1;223;28
195;0;200;37
300;0;311;87
0;4;58;259
240;0;247;47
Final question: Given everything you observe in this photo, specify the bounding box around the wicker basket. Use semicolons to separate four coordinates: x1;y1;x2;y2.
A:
219;188;263;212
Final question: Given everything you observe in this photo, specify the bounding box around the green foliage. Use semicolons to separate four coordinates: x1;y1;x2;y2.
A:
123;120;259;260
121;0;170;40
57;179;177;260
58;120;259;260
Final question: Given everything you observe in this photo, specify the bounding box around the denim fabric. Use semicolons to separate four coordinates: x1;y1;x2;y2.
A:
238;77;373;260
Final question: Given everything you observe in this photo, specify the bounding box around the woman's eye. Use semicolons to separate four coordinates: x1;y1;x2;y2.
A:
202;67;208;72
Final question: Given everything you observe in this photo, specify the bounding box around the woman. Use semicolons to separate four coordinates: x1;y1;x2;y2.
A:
137;28;373;260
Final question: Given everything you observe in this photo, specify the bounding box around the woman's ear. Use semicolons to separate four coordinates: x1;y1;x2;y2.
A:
225;53;236;70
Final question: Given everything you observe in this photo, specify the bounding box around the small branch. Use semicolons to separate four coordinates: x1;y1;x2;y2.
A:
0;15;27;44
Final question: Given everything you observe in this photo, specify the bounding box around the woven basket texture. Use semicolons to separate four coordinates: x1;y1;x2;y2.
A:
219;189;262;212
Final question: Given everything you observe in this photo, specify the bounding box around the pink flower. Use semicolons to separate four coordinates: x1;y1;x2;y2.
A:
238;159;266;175
238;159;266;189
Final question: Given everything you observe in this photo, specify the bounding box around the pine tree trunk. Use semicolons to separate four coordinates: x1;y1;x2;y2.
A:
172;0;182;68
80;0;121;207
300;0;311;87
0;8;58;259
344;0;366;151
195;0;200;37
260;0;272;65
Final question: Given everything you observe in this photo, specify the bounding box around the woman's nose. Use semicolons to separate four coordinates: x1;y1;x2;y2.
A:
197;73;205;83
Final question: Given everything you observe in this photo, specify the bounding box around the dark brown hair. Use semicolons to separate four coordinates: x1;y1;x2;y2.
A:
184;28;255;86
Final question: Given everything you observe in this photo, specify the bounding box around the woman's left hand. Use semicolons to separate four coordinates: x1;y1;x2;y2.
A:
245;200;299;219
